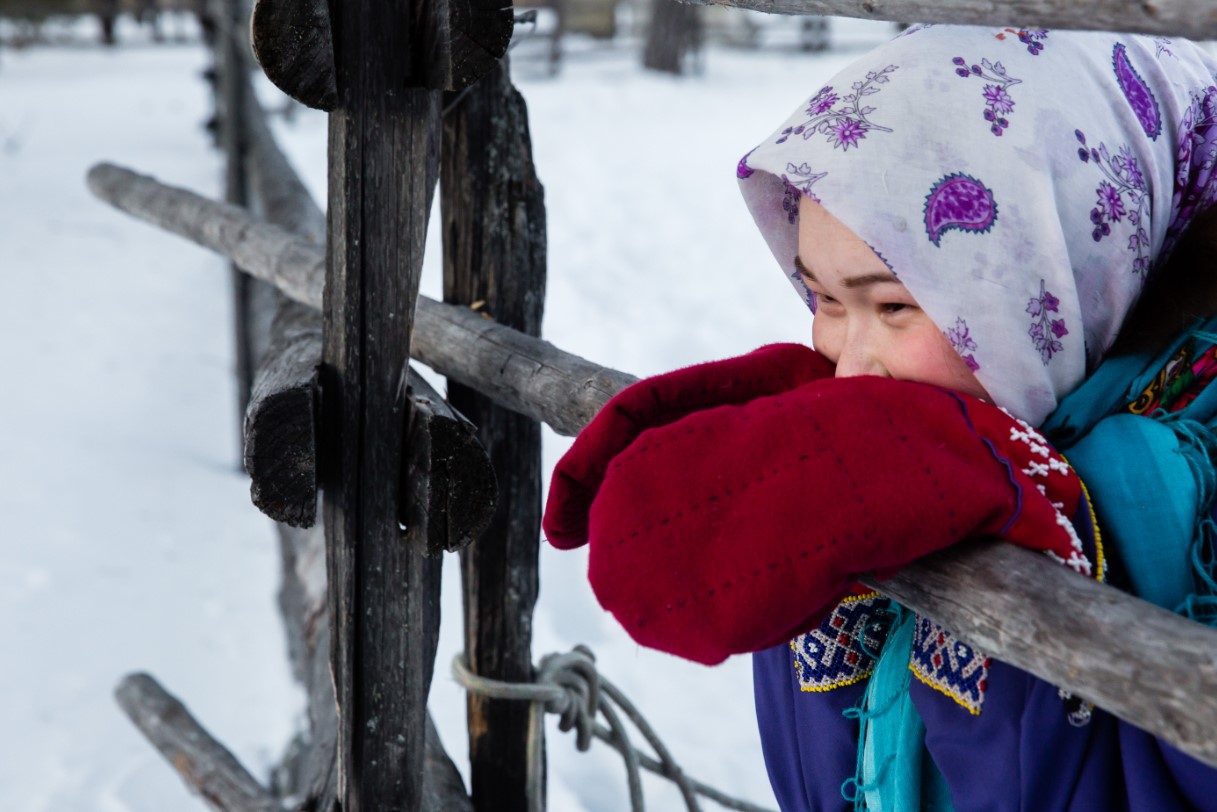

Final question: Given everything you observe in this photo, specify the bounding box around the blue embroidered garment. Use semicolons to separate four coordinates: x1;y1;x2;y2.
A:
753;323;1217;811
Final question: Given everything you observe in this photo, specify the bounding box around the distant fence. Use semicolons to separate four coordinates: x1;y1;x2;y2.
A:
90;0;1217;810
0;0;201;45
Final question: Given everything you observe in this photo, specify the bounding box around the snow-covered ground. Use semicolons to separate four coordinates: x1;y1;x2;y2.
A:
1;15;892;810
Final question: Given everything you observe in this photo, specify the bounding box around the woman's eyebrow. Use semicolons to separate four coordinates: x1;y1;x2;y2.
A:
793;255;899;288
793;255;816;282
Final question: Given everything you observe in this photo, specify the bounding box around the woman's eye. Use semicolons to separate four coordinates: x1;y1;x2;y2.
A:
882;302;912;314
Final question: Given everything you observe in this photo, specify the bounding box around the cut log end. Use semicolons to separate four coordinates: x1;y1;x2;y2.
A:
250;0;338;110
402;370;498;557
244;310;322;527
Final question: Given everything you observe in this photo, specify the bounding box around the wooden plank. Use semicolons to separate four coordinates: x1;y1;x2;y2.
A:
114;673;282;812
682;0;1217;38
86;161;1217;768
441;57;546;812
276;521;476;812
323;0;444;803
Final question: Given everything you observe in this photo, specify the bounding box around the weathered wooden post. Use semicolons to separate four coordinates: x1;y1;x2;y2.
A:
321;0;444;805
216;0;252;438
441;57;547;812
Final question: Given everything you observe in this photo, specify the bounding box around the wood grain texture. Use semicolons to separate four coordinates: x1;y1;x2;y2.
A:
323;0;443;804
444;0;514;90
242;75;326;530
244;299;320;527
402;368;498;557
441;57;546;812
276;522;475;812
87;160;1217;767
251;0;338;111
682;0;1217;38
114;673;282;812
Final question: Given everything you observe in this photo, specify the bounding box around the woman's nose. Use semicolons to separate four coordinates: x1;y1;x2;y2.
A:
834;331;887;378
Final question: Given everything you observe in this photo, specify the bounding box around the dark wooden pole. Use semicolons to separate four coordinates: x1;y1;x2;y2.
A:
441;58;547;812
213;0;259;465
323;0;443;805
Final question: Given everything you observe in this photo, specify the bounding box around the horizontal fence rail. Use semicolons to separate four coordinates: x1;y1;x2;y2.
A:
87;163;632;438
87;160;1217;769
683;0;1217;39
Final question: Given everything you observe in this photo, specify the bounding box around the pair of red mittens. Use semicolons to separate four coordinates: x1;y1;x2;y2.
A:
544;344;1086;665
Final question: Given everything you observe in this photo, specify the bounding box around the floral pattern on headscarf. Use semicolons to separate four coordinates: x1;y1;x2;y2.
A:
737;25;1217;424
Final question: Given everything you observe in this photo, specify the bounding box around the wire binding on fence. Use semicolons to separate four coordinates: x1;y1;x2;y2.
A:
451;646;776;812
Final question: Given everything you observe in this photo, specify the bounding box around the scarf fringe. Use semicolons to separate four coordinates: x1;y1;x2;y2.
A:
1158;416;1217;627
841;604;910;811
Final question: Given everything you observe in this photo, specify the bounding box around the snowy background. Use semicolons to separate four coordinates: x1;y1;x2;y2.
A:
0;15;893;811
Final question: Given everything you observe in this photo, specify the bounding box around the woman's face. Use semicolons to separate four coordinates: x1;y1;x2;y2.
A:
797;195;992;402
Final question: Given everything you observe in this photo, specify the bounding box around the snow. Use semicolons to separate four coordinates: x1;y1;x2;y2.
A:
1;15;892;810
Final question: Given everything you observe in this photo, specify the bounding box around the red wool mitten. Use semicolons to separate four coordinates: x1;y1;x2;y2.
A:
544;343;835;550
552;375;1087;665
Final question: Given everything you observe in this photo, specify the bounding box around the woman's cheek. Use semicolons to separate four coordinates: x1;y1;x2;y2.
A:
810;316;840;363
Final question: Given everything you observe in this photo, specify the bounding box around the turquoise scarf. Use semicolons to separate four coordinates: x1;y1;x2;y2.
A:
843;605;953;812
1041;318;1217;623
847;318;1217;810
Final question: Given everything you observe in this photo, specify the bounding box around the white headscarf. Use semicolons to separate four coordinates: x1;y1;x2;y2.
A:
738;25;1217;424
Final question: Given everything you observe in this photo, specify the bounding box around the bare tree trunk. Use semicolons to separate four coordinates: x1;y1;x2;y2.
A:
642;0;701;75
96;0;118;44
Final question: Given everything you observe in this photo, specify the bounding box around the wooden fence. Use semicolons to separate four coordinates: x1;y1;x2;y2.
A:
91;0;1217;810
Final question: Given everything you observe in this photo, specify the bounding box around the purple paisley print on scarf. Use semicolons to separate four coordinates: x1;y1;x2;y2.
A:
736;150;755;179
1113;42;1162;140
1166;86;1217;252
923;173;998;246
